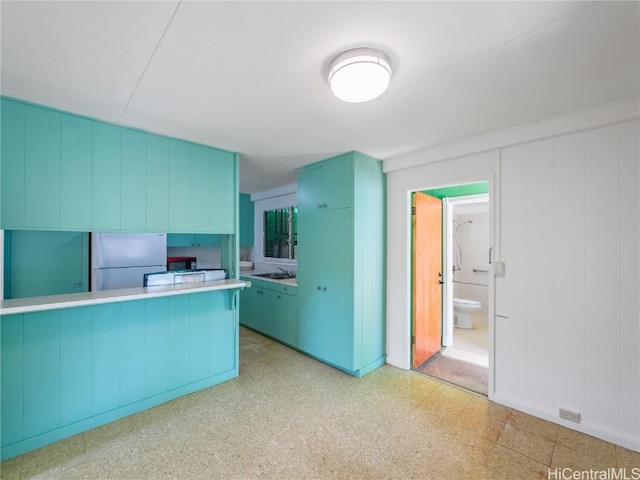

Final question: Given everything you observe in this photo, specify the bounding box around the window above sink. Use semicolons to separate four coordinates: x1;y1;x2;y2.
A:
263;206;297;260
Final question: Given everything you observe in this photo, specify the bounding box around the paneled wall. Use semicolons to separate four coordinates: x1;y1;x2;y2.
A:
496;121;639;448
385;109;640;451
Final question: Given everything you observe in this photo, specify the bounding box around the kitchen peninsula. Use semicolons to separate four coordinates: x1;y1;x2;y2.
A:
0;97;245;460
0;279;248;460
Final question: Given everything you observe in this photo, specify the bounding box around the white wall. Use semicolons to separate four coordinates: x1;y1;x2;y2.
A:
250;183;298;273
384;98;640;452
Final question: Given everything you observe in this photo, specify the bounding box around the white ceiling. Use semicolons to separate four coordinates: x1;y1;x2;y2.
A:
2;1;638;193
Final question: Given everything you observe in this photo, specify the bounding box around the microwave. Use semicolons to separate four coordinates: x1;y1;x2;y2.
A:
167;256;197;271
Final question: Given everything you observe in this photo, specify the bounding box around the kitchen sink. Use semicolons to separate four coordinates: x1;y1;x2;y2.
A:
253;272;296;280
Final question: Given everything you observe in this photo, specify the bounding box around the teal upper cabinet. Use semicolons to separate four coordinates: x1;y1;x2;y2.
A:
60;114;93;230
146;134;170;232
1;99;26;228
167;233;221;247
92;122;121;231
239;193;254;247
0;97;237;234
298;153;354;213
25;105;61;229
120;129;147;231
296;151;386;377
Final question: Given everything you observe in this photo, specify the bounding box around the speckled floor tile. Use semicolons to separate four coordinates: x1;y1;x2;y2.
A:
551;443;617;471
19;434;86;479
555;425;617;466
506;410;559;442
497;418;556;465
3;327;635;479
617;445;640;468
0;456;23;480
482;443;549;479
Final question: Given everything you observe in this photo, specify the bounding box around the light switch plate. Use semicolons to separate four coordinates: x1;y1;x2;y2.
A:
494;262;505;275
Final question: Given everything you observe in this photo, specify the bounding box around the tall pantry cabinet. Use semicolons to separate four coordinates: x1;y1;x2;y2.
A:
296;151;385;377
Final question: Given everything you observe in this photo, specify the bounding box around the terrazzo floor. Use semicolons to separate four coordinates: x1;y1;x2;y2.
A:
2;327;638;479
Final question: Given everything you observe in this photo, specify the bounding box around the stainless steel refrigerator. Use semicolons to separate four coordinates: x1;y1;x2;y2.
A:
91;233;167;291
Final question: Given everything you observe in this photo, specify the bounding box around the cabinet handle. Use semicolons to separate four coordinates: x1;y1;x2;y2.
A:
74;282;81;288
277;295;281;300
317;286;322;291
257;290;264;295
322;203;328;208
317;204;322;209
322;287;327;292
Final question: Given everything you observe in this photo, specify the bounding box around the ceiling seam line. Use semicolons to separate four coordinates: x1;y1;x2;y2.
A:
388;0;601;96
118;0;182;123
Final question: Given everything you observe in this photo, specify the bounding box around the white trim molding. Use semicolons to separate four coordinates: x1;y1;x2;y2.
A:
384;97;640;173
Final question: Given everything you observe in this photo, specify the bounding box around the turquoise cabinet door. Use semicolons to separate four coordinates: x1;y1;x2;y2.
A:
317;209;354;370
146;134;170;232
296;210;326;357
297;209;354;369
188;144;210;232
195;234;221;247
92;122;121;231
207;291;235;375
168;295;189;389
239;287;254;328
167;233;196;247
298;164;324;214
1;314;24;445
59;307;92;424
298;154;353;214
119;301;146;405
168;139;190;232
60;114;93;230
1;99;26;228
90;303;121;414
7;230;88;299
23;311;61;437
239;193;254;246
207;149;235;233
321;156;353;210
121;129;147;231
25;105;61;228
166;233;221;247
275;293;296;346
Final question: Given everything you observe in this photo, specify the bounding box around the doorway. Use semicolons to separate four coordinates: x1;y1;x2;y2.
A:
411;182;491;396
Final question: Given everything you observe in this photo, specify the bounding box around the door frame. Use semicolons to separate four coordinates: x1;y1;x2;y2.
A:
409;177;496;400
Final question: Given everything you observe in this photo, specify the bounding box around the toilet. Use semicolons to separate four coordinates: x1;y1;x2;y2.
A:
453;297;481;329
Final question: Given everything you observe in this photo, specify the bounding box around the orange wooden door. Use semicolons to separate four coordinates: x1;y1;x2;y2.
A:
412;192;443;368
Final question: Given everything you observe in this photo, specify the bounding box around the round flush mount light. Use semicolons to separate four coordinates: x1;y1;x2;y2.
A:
328;47;392;103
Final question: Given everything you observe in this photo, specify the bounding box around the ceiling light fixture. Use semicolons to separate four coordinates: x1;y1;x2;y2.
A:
328;47;392;103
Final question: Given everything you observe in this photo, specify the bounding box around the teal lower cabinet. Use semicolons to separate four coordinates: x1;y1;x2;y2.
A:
239;278;297;347
0;290;238;460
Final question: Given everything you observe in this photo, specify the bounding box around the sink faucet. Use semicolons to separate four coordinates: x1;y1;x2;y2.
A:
277;267;294;277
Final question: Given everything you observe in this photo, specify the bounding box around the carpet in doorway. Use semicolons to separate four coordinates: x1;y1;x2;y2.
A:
416;352;488;396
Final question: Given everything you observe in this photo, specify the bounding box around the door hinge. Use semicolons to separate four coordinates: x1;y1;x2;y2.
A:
411;206;416;215
411;334;416;345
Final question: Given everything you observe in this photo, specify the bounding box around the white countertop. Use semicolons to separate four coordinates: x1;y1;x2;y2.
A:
240;270;297;287
0;279;250;316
